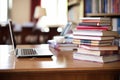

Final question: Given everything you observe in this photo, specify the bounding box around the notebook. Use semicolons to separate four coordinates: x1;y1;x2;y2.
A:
8;19;53;58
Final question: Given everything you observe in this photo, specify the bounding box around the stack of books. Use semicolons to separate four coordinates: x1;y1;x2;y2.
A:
48;36;78;51
72;17;120;63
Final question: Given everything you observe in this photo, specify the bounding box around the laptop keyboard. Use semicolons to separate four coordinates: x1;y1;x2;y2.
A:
21;49;37;55
16;47;53;57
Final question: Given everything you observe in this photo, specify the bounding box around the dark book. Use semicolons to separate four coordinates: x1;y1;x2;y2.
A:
117;18;120;34
85;0;92;13
78;22;111;26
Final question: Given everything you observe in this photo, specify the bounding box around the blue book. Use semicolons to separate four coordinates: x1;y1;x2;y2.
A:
117;18;120;34
104;0;108;13
85;0;92;13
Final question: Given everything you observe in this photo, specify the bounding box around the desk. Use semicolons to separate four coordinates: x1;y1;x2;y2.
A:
0;44;120;80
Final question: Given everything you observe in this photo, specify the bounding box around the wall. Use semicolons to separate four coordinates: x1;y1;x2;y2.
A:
11;0;31;24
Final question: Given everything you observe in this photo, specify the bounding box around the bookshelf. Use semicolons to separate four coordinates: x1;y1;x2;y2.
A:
67;0;120;32
84;0;120;16
84;0;120;34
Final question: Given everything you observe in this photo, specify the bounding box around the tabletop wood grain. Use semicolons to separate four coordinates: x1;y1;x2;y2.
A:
0;44;120;80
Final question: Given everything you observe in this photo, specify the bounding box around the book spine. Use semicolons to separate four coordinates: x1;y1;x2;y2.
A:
85;0;92;13
76;26;109;31
117;18;120;34
73;53;120;63
77;48;118;56
73;35;114;40
79;45;118;51
104;0;108;13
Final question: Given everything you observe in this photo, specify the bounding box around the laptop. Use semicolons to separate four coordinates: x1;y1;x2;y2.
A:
8;19;53;58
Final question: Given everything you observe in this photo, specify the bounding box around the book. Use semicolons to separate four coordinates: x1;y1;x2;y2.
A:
73;39;113;46
85;0;92;13
56;46;77;51
73;30;119;37
79;45;118;51
73;39;113;44
78;22;111;26
77;47;118;56
79;17;111;22
49;43;78;51
73;53;120;63
117;18;120;34
80;20;111;23
73;41;112;46
73;35;115;40
55;43;78;47
76;25;109;31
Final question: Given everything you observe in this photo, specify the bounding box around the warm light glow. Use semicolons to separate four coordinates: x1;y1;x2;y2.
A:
57;27;63;32
34;6;46;19
40;56;66;68
0;0;8;22
37;0;67;27
0;46;12;68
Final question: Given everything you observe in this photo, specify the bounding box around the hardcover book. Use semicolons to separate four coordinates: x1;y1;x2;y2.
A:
78;22;111;26
73;53;120;63
73;39;113;44
79;45;118;51
79;17;111;22
77;47;118;56
76;25;109;31
73;35;115;40
73;41;112;46
73;30;118;37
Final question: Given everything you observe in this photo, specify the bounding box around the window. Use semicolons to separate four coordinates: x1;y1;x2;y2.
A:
0;0;8;22
37;0;67;28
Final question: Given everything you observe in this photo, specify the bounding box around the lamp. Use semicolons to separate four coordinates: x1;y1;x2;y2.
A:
33;6;46;23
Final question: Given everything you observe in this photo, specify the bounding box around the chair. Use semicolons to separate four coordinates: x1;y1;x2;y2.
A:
0;24;10;44
48;27;60;40
21;27;38;44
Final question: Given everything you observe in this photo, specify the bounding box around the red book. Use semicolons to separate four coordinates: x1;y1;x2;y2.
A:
76;26;109;31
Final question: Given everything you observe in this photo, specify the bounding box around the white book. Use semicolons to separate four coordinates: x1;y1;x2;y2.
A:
73;35;114;40
73;30;118;37
73;53;120;63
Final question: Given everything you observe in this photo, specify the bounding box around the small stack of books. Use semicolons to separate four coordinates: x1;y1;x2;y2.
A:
72;17;120;63
48;36;78;51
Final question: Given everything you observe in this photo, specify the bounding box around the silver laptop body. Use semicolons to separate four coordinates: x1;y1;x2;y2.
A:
8;19;53;58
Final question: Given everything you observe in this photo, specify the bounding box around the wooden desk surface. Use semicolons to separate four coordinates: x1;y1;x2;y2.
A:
0;44;120;80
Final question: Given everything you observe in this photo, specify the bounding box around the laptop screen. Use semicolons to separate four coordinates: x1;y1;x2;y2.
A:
8;19;16;50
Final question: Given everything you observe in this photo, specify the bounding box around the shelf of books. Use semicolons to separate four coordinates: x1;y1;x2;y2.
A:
84;0;120;37
85;0;120;15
